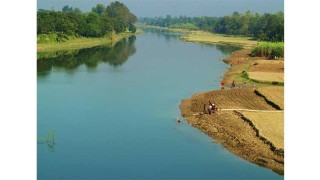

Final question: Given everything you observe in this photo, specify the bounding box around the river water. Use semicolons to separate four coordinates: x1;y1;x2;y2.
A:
37;29;282;179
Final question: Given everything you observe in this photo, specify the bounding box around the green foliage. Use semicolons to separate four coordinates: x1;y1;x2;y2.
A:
128;23;137;33
105;1;137;33
38;128;55;144
92;3;106;15
62;5;73;13
37;33;72;44
38;128;56;152
37;2;137;39
56;33;69;42
37;33;57;43
251;42;284;59
241;71;249;79
138;11;284;42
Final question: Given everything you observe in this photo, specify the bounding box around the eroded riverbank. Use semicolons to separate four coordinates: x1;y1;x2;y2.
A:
179;47;284;174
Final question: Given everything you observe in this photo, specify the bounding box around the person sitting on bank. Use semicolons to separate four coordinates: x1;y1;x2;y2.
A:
208;101;216;114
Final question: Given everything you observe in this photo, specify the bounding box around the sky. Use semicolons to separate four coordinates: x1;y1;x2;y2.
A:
37;0;284;17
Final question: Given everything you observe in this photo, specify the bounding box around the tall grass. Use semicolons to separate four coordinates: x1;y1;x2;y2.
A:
251;42;284;59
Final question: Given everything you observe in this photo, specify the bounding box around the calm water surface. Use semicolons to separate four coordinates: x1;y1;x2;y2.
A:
37;29;283;179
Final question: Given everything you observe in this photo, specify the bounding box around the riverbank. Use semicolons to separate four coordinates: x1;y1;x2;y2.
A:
181;32;259;49
37;30;143;53
179;39;284;173
138;24;260;49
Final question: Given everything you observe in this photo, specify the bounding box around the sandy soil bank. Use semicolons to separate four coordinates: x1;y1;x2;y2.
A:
179;48;284;174
179;88;284;174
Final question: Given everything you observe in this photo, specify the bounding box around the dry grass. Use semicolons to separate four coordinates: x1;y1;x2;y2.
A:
181;32;259;49
250;60;284;73
240;111;284;149
256;87;284;109
248;72;284;83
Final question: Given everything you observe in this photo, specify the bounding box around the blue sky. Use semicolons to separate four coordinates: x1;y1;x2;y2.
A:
37;0;284;17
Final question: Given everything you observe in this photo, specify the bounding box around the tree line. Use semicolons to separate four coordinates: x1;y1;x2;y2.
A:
37;1;137;38
138;11;284;42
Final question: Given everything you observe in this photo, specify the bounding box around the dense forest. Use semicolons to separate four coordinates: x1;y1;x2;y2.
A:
37;1;137;38
138;11;284;42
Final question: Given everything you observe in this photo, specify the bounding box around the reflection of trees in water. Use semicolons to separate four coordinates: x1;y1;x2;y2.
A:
215;44;242;55
37;36;136;76
142;28;182;42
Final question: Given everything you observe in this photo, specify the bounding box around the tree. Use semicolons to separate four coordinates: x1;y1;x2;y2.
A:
92;3;106;16
62;5;73;13
37;2;137;38
73;8;82;14
105;1;137;33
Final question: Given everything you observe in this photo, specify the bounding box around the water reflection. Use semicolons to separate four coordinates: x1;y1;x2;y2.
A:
140;27;183;42
140;27;241;53
215;44;242;55
37;36;137;76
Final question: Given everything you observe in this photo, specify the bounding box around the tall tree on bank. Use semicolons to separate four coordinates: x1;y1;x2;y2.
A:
105;1;137;33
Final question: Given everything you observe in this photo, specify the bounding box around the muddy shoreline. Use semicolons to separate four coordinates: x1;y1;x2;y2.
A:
179;49;284;174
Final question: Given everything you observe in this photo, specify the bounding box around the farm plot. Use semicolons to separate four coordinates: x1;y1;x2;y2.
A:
249;60;284;73
240;111;284;150
256;87;284;110
248;72;284;83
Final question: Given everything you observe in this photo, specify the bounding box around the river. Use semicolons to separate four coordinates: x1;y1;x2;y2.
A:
37;28;282;179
